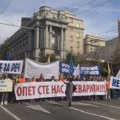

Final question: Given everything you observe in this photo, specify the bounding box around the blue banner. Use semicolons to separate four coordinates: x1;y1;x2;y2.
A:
59;63;100;76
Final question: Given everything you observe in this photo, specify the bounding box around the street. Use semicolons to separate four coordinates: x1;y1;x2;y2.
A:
0;99;120;120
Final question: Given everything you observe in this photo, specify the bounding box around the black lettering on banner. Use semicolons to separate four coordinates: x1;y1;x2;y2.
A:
4;63;10;72
11;63;20;72
0;63;3;72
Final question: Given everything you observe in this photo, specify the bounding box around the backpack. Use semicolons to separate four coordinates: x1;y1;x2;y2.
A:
73;84;76;93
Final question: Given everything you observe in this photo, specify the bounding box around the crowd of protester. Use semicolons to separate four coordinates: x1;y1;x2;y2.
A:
0;73;120;106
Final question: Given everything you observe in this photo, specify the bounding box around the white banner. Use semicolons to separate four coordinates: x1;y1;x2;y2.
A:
15;81;106;100
0;79;13;92
110;76;120;89
0;60;23;74
24;58;59;79
116;70;120;79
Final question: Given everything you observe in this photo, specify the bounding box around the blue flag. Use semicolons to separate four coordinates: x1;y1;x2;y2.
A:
68;57;74;76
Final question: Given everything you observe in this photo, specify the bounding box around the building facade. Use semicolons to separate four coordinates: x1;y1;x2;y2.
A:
84;34;106;53
118;19;120;39
3;6;84;61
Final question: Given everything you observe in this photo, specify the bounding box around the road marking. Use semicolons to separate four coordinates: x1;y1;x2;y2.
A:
59;101;100;108
46;100;64;106
88;101;120;109
0;105;21;120
69;107;116;120
24;102;51;114
71;102;100;108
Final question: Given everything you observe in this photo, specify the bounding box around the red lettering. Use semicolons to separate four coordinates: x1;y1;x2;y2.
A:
17;87;22;96
82;85;86;92
42;85;46;94
78;85;82;93
102;85;106;92
46;85;49;94
38;86;42;95
32;86;36;95
56;85;60;93
51;85;57;94
61;85;64;93
23;87;27;96
28;86;32;96
86;85;89;92
17;86;36;97
95;85;100;92
38;85;50;95
89;85;94;92
51;85;64;94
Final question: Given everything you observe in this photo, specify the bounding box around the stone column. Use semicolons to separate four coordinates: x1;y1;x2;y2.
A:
63;28;66;60
61;28;64;50
36;27;40;48
60;28;64;59
34;25;40;61
49;25;52;48
26;31;32;58
45;25;49;48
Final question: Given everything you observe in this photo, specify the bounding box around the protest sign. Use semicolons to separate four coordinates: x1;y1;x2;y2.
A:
24;58;59;79
15;81;106;100
0;60;23;74
110;76;120;89
0;80;13;92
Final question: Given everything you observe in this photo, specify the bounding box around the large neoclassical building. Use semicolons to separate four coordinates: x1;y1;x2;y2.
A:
4;6;84;61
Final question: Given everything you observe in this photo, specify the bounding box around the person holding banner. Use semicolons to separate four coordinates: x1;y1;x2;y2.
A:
0;74;12;105
51;75;57;82
30;77;36;102
18;74;26;83
37;74;46;82
62;76;74;107
106;80;111;100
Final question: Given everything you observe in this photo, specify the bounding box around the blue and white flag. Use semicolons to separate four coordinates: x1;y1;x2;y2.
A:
73;64;80;77
68;57;74;76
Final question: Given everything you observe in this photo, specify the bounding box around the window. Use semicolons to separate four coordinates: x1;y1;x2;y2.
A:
51;38;55;48
46;11;49;15
70;46;73;52
77;33;80;38
77;41;80;49
91;40;96;45
70;36;73;42
76;23;80;28
53;14;57;19
62;15;65;20
51;36;57;49
90;48;93;52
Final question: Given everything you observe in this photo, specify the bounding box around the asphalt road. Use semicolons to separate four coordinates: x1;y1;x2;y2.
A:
0;99;120;120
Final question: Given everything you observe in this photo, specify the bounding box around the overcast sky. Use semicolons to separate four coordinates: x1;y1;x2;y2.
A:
0;0;120;43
